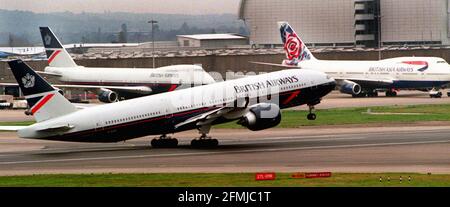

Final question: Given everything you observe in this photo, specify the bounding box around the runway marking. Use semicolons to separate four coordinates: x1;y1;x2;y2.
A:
1;140;449;165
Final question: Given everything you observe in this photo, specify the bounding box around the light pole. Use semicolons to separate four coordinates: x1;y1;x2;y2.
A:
376;14;382;60
148;20;158;68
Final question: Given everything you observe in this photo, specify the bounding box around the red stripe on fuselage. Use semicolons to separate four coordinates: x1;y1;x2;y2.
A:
168;84;178;92
31;93;55;114
402;61;428;66
48;50;61;64
282;90;301;105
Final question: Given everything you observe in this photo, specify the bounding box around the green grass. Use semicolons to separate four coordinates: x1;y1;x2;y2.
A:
0;173;448;187
0;121;35;126
3;104;450;130
215;104;450;128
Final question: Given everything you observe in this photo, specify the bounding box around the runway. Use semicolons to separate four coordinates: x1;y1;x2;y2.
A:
0;125;449;175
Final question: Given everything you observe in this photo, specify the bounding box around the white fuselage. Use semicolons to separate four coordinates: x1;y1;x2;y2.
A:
18;69;335;141
298;57;450;89
45;65;216;86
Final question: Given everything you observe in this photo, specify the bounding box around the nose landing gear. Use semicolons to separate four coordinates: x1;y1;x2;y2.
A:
307;104;317;121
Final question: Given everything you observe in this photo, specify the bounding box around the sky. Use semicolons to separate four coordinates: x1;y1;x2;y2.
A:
0;0;241;15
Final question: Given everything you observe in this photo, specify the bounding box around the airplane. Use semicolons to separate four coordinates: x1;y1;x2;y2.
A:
0;59;335;148
255;22;450;98
34;27;216;103
0;47;45;58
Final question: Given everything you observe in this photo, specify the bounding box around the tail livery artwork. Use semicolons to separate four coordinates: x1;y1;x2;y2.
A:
262;22;450;98
8;60;77;123
40;27;78;68
0;60;335;147
279;22;315;66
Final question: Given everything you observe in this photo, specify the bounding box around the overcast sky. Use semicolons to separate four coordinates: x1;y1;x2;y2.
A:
0;0;241;15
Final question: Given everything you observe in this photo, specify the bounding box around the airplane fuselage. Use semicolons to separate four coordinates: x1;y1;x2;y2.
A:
18;69;335;142
299;57;450;90
45;65;216;93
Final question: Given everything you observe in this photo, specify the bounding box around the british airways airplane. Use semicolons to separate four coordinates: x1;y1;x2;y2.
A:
36;27;216;103
0;60;335;148
256;22;450;98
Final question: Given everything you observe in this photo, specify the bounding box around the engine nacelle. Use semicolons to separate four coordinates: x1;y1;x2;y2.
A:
98;89;119;103
238;103;282;131
340;80;362;95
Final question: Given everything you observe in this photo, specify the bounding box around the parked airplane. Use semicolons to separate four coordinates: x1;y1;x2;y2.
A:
256;22;450;98
36;27;216;103
0;47;45;58
0;60;335;147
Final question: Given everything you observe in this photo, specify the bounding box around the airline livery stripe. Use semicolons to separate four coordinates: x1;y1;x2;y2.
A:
48;50;61;64
31;93;55;114
168;84;178;92
282;90;300;105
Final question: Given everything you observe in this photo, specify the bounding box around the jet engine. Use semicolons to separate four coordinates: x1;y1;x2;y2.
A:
340;80;362;95
238;103;282;131
98;89;119;103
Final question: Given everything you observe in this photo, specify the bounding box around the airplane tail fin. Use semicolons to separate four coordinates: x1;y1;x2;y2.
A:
8;60;77;122
39;27;78;68
278;22;316;66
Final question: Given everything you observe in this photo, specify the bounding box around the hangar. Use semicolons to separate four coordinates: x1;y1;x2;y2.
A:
177;34;249;49
239;0;450;48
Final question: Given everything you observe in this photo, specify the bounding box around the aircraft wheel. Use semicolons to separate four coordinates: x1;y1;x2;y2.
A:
307;113;317;121
151;138;178;148
191;139;219;148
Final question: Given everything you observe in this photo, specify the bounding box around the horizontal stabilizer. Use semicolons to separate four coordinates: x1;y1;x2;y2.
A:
36;124;74;132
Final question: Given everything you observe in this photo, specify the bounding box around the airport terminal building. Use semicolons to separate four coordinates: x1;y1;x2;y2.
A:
239;0;450;48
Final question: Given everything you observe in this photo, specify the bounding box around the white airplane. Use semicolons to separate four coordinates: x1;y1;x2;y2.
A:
34;27;216;103
0;47;45;58
257;22;450;98
0;60;335;148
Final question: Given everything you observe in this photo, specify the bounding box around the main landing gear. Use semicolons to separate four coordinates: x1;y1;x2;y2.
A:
385;90;397;97
307;104;317;121
151;134;178;148
191;125;219;148
191;134;219;148
429;88;443;98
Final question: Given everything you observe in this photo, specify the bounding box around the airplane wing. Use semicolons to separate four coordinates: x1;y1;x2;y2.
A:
36;71;63;77
250;61;299;68
52;84;153;94
0;126;28;131
175;107;233;129
1;82;153;94
338;78;395;87
175;107;247;129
